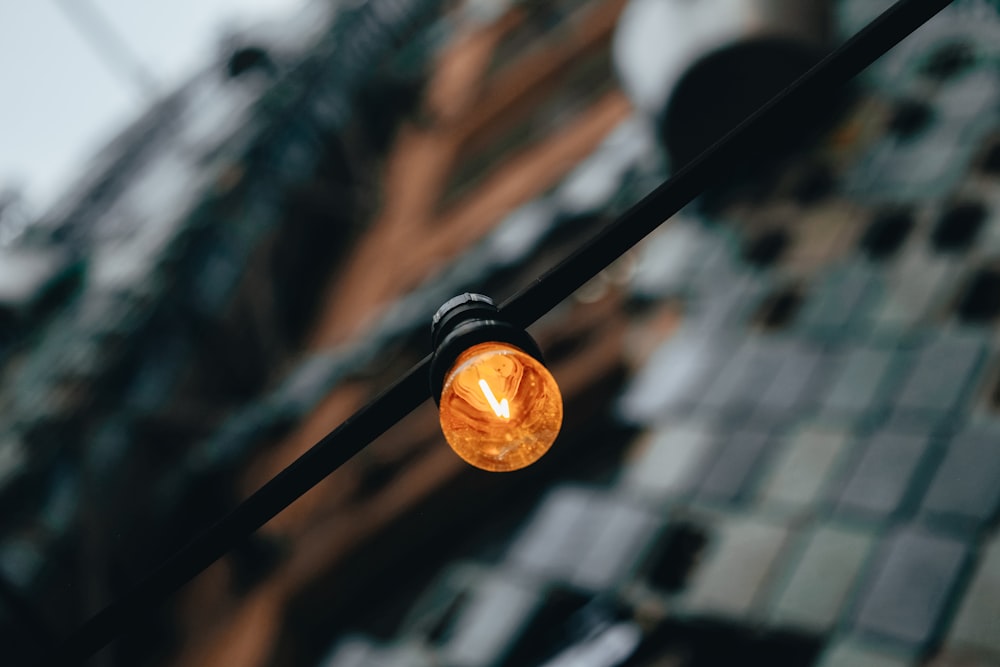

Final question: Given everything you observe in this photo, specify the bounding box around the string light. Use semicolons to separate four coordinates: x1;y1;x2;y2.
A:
46;2;952;661
431;294;563;471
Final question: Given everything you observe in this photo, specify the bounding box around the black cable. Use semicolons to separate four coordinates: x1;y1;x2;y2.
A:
43;0;955;663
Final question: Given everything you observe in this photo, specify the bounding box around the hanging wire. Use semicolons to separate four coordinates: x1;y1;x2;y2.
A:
42;0;955;663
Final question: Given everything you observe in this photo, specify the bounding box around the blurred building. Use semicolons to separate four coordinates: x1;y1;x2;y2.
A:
3;1;1000;667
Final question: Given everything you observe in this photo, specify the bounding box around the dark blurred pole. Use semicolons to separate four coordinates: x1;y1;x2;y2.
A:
51;0;158;99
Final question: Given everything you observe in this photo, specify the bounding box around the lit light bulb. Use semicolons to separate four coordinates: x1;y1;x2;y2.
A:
439;341;563;472
431;294;563;472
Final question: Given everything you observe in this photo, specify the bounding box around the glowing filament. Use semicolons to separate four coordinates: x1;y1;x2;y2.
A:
478;379;510;418
439;341;563;472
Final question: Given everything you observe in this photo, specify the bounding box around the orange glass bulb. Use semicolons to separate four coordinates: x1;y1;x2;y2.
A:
439;341;563;472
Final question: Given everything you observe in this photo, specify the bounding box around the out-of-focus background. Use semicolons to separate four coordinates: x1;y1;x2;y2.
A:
2;1;1000;666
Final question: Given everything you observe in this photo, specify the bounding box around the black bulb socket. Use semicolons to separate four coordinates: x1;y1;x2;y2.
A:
430;293;544;406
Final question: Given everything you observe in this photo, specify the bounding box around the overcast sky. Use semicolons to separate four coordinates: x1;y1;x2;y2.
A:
0;0;304;215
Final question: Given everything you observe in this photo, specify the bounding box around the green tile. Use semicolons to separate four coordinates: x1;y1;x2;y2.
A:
620;422;716;500
925;651;1000;667
684;514;788;617
854;527;968;647
757;426;851;514
869;251;956;333
769;523;876;631
816;639;913;667
947;534;1000;657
